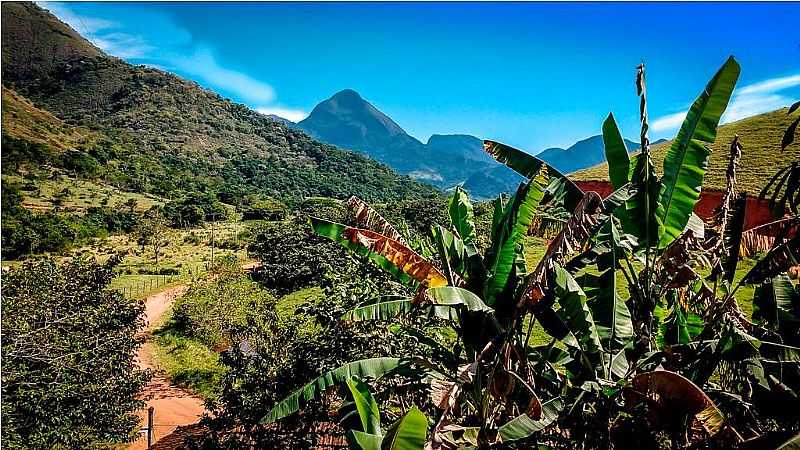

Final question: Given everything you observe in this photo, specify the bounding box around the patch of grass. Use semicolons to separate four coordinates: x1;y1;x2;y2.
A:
152;315;225;399
277;286;324;317
2;173;164;213
572;107;800;195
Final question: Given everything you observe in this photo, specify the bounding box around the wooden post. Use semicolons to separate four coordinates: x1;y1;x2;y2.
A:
147;406;154;448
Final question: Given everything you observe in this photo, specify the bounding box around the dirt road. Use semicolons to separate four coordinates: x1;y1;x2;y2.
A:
130;285;205;450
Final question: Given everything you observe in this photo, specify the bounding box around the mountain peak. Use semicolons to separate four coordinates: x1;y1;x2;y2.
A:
331;88;363;101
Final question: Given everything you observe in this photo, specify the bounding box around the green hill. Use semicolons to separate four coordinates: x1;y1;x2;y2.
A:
571;108;800;195
1;2;435;205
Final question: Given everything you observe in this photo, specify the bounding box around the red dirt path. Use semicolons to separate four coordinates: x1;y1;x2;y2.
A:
129;285;205;450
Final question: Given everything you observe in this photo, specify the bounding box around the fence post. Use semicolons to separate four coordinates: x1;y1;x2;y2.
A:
147;406;154;448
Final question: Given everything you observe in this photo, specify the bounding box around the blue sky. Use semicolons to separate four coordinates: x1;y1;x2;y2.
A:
41;2;800;153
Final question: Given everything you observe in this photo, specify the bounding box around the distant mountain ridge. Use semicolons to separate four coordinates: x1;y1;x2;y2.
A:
298;88;666;199
298;89;497;187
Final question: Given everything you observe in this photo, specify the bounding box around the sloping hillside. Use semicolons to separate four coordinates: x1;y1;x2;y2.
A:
1;2;434;203
1;86;95;151
572;108;800;194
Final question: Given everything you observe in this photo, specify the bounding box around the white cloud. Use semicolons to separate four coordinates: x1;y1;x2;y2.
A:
651;73;800;133
651;111;687;132
38;2;116;33
39;2;303;116
169;49;275;104
736;74;800;96
256;107;307;123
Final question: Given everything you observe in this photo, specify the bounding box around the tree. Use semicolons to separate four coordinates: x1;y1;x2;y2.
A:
1;257;150;449
135;211;169;265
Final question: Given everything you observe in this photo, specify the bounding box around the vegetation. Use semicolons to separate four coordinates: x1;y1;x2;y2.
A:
573;107;800;195
211;56;800;449
1;257;149;449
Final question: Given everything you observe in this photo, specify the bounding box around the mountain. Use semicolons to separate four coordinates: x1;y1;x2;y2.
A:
297;88;675;199
571;108;800;194
1;2;434;204
298;89;497;187
536;135;644;174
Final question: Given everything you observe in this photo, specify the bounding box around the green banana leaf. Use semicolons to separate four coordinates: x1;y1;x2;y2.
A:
343;298;415;322
579;220;634;353
752;274;800;331
262;357;413;423
485;170;548;304
497;397;564;442
449;187;477;246
625;148;663;250
602;113;631;191
657;304;704;346
345;377;382;435
483;140;583;212
553;265;604;370
380;407;428;450
657;56;740;248
431;225;466;286
426;286;493;313
348;431;383;450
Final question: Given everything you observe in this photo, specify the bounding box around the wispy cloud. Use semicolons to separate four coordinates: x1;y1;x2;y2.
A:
170;49;275;104
38;2;299;115
651;111;687;132
652;73;800;133
256;107;308;122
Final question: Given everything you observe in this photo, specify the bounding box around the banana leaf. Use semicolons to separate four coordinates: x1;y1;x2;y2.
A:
426;286;493;313
579;220;634;352
311;217;448;288
348;431;383;450
483;140;584;211
752;274;800;331
449;187;477;246
625;147;663;250
741;234;800;285
602;113;631;191
497;397;564;443
553;265;604;369
262;357;414;423
485;169;548;304
347;195;408;245
345;377;382;435
657;56;740;248
380;407;427;450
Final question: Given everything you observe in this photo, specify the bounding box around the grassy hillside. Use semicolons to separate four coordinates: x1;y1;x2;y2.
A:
572;107;800;195
1;86;96;151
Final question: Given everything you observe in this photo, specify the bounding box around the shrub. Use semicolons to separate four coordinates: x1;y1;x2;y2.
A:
1;257;150;449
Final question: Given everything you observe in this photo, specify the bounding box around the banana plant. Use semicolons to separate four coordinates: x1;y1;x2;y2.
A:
341;377;428;450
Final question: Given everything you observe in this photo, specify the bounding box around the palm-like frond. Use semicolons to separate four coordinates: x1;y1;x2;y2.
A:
312;218;448;288
347;196;408;245
262;357;416;423
657;56;740;249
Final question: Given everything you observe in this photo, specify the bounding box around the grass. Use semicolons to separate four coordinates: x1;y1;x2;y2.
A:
277;286;324;316
572;107;800;195
1;86;93;152
152;311;225;399
2;173;164;213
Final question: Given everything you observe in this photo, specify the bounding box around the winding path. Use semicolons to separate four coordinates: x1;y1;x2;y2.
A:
129;285;205;450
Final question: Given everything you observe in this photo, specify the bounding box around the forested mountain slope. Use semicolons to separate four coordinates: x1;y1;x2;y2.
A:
1;2;435;204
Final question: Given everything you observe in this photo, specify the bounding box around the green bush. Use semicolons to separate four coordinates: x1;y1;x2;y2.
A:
1;257;149;449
